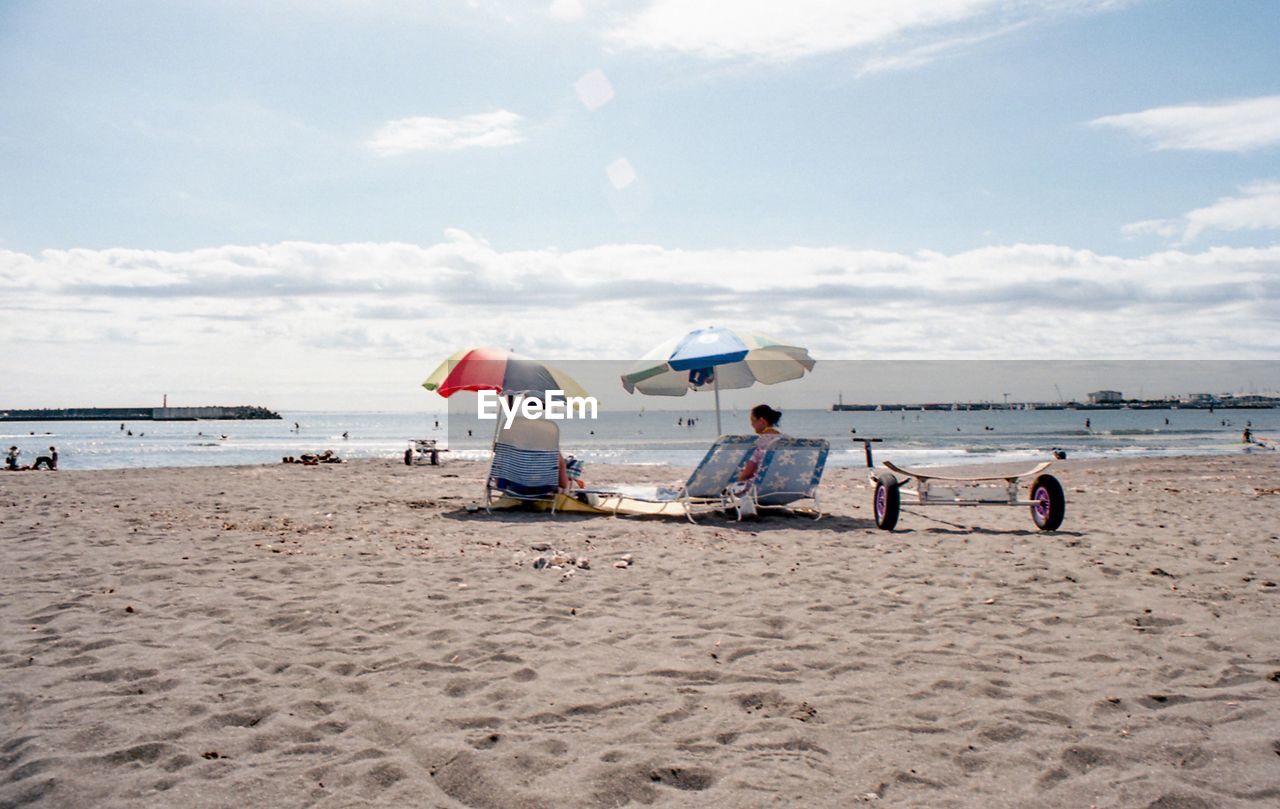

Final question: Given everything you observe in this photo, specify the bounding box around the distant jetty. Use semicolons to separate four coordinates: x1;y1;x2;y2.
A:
0;406;282;422
832;398;1278;412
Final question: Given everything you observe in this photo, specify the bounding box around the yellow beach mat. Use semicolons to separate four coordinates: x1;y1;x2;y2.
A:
557;491;697;516
488;492;696;517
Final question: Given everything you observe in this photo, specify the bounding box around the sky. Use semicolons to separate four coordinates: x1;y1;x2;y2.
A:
1;0;1278;411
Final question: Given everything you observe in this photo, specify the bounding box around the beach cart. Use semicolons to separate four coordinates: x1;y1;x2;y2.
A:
404;439;448;466
856;439;1065;531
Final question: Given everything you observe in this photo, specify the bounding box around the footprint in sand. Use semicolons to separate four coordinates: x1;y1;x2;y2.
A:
588;761;716;808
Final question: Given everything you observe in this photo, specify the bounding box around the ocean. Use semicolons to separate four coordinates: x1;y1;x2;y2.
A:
1;407;1274;472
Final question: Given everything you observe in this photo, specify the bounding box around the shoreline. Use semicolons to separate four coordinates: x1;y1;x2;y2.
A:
2;440;1272;474
3;453;1278;807
3;406;1271;475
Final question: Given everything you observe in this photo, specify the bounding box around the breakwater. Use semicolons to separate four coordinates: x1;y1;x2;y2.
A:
832;400;1278;412
0;406;281;422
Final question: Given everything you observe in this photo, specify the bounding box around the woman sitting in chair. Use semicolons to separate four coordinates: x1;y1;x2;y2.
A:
734;404;785;487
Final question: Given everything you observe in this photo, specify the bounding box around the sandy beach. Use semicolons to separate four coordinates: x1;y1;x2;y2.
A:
2;454;1278;808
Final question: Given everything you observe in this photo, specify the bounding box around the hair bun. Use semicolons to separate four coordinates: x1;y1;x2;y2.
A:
750;404;782;426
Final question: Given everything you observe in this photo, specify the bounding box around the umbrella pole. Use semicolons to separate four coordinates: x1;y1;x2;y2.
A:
713;375;722;435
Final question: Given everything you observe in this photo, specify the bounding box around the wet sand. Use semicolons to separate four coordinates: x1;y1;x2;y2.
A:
2;454;1278;808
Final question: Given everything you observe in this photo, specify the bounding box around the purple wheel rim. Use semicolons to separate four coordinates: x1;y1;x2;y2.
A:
875;485;887;518
1033;486;1050;519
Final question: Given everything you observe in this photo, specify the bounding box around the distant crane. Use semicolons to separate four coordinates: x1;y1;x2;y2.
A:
1054;384;1065;405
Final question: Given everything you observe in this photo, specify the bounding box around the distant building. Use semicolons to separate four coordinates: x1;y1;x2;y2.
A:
1183;393;1214;404
1088;390;1123;404
1223;394;1280;406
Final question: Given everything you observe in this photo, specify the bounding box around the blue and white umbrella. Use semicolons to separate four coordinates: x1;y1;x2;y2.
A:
621;326;816;433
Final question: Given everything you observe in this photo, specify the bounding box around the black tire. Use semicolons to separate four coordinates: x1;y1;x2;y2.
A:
1029;474;1065;531
873;473;900;531
404;448;414;466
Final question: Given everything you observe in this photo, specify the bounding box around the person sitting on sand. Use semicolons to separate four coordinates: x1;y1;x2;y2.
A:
5;446;21;471
32;446;58;471
287;449;343;465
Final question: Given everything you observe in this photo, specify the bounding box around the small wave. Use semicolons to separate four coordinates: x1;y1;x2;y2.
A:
1102;428;1226;436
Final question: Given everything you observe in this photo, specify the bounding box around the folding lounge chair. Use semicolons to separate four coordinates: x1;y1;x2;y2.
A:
486;415;562;512
745;437;829;519
575;435;759;522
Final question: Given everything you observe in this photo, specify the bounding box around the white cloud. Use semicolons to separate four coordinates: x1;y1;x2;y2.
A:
1123;181;1280;244
607;0;1120;66
855;19;1024;74
4;230;1277;406
367;110;525;155
1090;95;1280;153
2;235;1275;367
1120;218;1180;240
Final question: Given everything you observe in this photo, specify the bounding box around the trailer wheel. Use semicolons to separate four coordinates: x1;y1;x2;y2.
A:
873;473;900;531
1029;474;1065;531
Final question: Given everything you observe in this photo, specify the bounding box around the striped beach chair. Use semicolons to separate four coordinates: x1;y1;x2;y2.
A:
576;435;759;522
486;416;562;512
745;437;829;518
